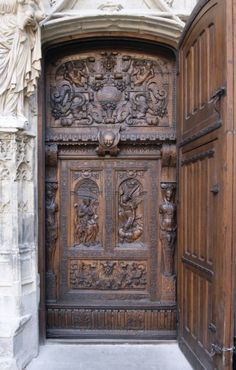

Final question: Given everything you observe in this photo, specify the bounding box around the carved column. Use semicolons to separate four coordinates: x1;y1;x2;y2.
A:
0;1;44;369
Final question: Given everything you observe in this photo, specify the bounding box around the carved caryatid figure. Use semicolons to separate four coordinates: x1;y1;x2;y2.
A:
0;0;44;124
45;182;58;271
159;184;177;276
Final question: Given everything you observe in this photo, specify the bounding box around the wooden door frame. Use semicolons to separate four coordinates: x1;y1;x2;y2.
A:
37;35;177;342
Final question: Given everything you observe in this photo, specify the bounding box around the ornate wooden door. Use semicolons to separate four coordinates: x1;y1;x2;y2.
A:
177;0;235;368
45;40;178;339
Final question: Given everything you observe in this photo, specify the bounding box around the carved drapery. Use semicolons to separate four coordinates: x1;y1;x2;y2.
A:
0;0;44;126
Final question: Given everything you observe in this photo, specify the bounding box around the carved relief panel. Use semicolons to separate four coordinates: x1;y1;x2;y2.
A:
59;158;159;300
46;48;175;130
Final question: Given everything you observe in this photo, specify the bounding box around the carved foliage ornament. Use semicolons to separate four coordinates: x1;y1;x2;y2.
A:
70;260;147;290
49;51;173;128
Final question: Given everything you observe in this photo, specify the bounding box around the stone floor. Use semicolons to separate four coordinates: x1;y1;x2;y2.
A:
26;341;193;370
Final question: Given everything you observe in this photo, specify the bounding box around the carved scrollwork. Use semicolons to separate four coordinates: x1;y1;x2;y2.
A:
74;179;100;246
70;260;147;290
118;178;144;244
159;183;177;277
49;51;173;128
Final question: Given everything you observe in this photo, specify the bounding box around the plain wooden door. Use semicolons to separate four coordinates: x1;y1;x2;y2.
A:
177;0;235;369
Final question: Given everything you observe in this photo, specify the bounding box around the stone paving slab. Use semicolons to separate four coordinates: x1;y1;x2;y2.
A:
26;342;193;370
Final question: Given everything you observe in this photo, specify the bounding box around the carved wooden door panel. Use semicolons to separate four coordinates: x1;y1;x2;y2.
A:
178;0;235;369
45;41;177;339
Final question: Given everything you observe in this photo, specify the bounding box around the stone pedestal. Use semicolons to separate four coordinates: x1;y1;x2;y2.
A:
0;128;39;370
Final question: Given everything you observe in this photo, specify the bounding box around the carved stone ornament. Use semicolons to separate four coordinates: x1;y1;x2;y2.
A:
49;51;173;128
96;127;121;156
70;260;147;290
0;0;44;127
159;183;176;276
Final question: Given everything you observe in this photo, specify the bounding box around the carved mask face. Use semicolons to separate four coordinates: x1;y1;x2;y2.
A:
103;131;115;147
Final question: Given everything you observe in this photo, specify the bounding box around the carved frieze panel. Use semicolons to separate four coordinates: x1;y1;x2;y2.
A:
69;260;147;290
47;307;177;332
47;50;174;128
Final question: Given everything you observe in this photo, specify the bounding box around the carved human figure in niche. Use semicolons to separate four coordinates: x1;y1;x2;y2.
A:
45;182;58;271
119;178;143;243
74;198;99;245
159;185;177;276
74;179;99;246
0;0;44;123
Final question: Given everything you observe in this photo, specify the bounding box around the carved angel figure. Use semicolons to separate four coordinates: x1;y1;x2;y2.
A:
159;186;177;276
0;0;44;124
118;178;143;243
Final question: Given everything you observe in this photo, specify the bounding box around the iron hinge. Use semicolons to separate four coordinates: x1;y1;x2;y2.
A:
210;86;227;102
210;343;235;357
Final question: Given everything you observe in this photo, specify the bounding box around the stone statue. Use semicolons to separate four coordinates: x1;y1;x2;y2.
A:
159;184;177;276
0;0;44;126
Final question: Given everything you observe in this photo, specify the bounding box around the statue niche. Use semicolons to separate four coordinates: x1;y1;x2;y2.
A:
159;183;177;276
118;178;144;244
74;179;99;246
